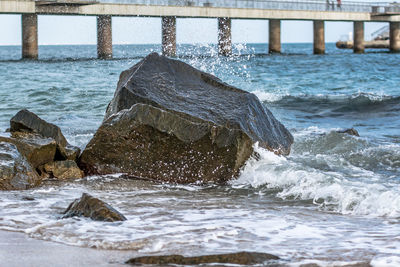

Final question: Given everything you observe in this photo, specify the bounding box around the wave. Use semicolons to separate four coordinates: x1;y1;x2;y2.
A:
233;142;400;218
292;129;400;175
256;92;400;116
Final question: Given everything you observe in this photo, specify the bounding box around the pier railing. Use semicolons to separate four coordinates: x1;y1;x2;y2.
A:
93;0;399;13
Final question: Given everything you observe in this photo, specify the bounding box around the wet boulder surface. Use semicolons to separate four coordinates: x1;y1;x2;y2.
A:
63;193;127;222
80;104;254;184
126;251;280;265
80;53;293;184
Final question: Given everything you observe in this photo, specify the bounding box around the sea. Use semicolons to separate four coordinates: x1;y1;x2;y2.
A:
0;43;399;266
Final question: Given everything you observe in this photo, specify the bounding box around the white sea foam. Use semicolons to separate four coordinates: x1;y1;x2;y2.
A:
233;143;400;218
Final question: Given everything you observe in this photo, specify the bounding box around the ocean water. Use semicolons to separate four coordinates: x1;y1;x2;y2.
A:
0;43;399;266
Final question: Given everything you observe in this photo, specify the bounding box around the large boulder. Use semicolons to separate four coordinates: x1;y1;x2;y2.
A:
80;53;293;184
62;193;127;222
0;141;41;190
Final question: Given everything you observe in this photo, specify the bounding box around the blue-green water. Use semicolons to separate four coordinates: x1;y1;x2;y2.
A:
0;43;399;266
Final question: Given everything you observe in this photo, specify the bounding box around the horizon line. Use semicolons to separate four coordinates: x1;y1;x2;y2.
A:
0;42;338;46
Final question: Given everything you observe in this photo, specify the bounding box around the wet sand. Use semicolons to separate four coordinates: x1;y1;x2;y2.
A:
0;230;134;267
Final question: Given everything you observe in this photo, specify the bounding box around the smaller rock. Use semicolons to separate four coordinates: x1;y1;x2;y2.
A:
337;128;360;137
10;109;68;147
63;193;127;222
44;160;84;179
22;196;35;201
0;135;57;169
126;252;279;265
0;141;41;190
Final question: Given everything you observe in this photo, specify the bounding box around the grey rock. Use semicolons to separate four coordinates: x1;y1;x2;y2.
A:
0;134;56;169
63;193;127;222
10;109;68;147
0;141;41;190
337;128;360;137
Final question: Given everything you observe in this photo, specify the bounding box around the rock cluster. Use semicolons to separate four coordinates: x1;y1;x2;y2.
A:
0;109;83;190
79;53;293;184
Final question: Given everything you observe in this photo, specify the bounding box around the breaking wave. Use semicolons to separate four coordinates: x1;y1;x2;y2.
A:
233;133;400;218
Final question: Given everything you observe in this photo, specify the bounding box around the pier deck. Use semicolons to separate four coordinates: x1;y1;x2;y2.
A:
1;0;400;21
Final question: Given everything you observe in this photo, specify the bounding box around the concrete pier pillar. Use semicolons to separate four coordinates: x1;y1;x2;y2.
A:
22;14;38;60
353;21;364;54
390;22;400;53
218;17;232;56
97;15;112;59
162;16;176;57
269;19;281;54
313;20;325;54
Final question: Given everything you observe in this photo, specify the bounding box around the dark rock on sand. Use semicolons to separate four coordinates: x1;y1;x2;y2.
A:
0;141;41;190
126;251;280;265
80;53;293;184
44;160;84;179
10;109;68;147
337;128;360;137
63;193;127;222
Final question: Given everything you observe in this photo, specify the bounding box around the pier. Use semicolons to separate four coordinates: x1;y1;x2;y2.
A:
1;0;400;59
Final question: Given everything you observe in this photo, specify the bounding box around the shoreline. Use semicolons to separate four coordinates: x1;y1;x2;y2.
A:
0;230;134;267
0;230;375;267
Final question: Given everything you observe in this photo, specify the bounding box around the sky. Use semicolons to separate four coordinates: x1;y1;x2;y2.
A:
0;14;388;45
